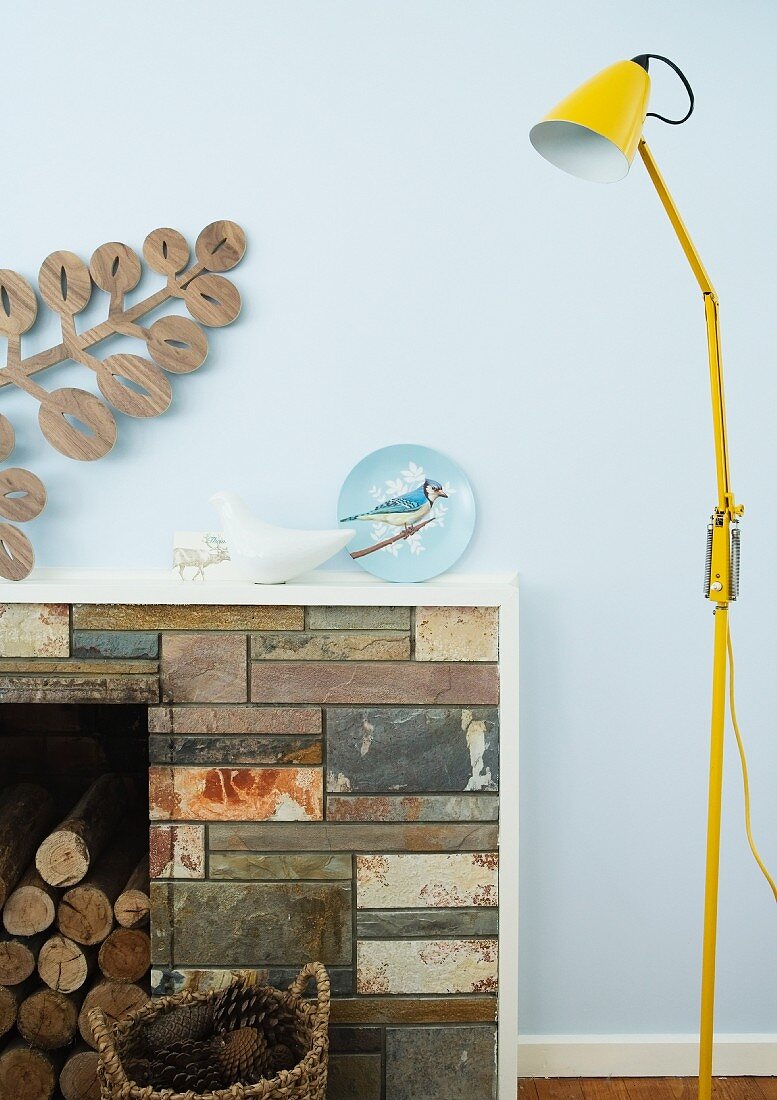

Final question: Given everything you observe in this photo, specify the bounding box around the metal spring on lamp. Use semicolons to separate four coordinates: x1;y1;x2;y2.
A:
730;525;741;601
704;524;713;596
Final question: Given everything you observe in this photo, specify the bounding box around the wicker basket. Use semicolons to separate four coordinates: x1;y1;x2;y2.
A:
89;962;330;1100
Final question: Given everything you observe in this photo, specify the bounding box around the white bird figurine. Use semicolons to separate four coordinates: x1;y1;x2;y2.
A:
210;491;355;584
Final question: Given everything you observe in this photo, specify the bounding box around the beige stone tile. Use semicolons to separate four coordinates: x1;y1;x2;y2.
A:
356;939;497;994
415;606;498;662
0;604;69;657
356;853;498;908
149;824;205;879
72;604;303;630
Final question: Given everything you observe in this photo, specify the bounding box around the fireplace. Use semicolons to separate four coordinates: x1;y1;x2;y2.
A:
0;573;518;1099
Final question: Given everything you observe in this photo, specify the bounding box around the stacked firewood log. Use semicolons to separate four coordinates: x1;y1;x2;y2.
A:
0;779;151;1100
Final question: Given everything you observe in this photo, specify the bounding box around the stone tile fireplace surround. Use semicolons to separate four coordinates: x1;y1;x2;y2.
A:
0;571;518;1099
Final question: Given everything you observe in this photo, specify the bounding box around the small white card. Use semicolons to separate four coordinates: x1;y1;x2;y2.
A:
172;532;239;582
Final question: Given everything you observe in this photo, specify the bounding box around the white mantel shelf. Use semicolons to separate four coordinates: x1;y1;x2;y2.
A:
0;568;519;607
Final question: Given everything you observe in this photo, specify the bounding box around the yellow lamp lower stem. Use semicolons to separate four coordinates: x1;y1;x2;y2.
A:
698;603;728;1100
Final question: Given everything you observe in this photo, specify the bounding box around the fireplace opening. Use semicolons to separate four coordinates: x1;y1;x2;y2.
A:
0;703;151;1100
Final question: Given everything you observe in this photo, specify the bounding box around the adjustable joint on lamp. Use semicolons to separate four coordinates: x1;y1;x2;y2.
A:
704;511;741;604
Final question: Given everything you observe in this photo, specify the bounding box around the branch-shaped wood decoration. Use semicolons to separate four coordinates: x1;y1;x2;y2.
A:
0;221;246;580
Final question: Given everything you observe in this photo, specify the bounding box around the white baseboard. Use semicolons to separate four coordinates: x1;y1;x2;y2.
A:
518;1035;777;1078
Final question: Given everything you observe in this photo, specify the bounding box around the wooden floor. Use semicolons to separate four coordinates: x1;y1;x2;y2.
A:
519;1081;777;1099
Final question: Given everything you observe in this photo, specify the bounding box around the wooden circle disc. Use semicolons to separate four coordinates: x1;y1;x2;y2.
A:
195;220;247;272
184;273;241;327
0;523;35;581
97;929;150;984
96;354;172;418
143;227;190;275
0;270;38;335
39;251;92;315
89;242;141;295
0;414;15;461
0;467;46;523
38;388;117;461
146;315;208;373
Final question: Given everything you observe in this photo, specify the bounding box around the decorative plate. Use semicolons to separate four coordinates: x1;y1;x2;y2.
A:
338;444;476;582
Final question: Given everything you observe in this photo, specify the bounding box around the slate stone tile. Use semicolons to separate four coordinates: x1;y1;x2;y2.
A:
415;606;499;662
327;1054;381;1100
357;908;499;939
356;853;497;908
210;853;352;880
149;824;205;879
357;939;498;994
151;966;354;997
148;705;321;735
73;604;304;630
210;822;498;853
150;881;352;966
161;633;247;703
326;794;499;822
149;734;322;766
252;631;410;661
72;630;159;659
307;606;411;630
330;998;496;1025
385;1026;497;1099
326;707;498;793
149;766;323;821
252;663;498;705
328;1027;382;1054
0;674;159;704
0;603;69;657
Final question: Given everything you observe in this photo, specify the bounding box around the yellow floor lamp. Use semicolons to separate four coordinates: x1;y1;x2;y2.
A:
530;54;775;1100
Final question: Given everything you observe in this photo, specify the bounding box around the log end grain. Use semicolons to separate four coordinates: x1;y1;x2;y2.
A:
2;881;57;937
17;987;79;1050
0;1041;58;1100
78;979;149;1048
36;831;90;889
60;1046;100;1100
97;928;150;984
38;935;90;994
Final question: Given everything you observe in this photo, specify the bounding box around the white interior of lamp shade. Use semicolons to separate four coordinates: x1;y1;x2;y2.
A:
529;120;630;183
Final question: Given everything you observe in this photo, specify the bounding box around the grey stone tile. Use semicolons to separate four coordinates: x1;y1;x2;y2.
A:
210;822;498;853
357;908;499;938
327;1054;382;1099
307;606;411;630
326;707;499;793
72;630;159;659
385;1026;497;1099
329;1027;382;1054
210;852;352;880
148;734;322;766
252;631;410;661
150;881;352;967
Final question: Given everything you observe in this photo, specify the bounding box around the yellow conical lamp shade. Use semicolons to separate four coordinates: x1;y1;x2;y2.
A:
530;59;651;183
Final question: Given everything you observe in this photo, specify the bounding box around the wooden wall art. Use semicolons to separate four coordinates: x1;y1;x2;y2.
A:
0;221;246;580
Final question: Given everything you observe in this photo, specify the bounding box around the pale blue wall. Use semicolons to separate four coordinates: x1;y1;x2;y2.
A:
3;0;775;1036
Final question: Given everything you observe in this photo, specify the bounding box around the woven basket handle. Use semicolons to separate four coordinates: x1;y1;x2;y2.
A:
288;961;331;1006
88;1007;114;1055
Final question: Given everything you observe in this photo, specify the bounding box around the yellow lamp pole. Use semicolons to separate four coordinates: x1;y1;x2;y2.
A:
530;55;745;1100
638;138;743;1100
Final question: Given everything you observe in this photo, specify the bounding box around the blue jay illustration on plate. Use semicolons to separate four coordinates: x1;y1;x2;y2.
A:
340;477;448;530
338;446;476;583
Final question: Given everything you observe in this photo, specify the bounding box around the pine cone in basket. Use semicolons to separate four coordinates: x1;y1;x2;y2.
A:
143;999;216;1051
213;974;284;1035
219;1026;273;1084
135;1035;226;1092
270;1043;298;1073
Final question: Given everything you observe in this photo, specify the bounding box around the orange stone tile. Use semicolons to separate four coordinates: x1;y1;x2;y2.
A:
149;766;323;822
